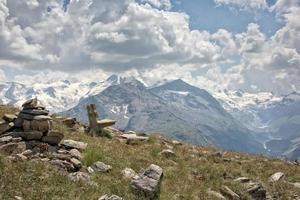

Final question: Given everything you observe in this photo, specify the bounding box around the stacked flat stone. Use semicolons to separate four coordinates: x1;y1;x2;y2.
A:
0;98;87;172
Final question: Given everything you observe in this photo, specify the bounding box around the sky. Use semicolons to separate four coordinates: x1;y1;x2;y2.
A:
0;0;299;95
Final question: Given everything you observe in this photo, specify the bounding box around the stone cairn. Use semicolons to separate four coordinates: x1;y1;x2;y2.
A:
0;98;86;172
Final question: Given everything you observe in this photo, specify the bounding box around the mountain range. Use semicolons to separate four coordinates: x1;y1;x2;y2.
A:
1;75;299;159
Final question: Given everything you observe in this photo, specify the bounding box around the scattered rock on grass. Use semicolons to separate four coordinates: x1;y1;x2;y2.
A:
121;168;138;179
68;172;91;182
88;161;112;173
131;164;163;199
235;177;266;200
61;140;87;151
159;149;176;158
268;172;285;183
221;186;240;200
98;194;123;200
207;189;226;200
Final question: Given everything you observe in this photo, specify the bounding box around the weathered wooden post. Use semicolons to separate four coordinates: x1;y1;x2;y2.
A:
87;104;99;136
86;104;116;137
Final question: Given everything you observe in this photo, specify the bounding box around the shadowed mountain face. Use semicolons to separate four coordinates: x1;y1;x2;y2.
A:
62;76;265;154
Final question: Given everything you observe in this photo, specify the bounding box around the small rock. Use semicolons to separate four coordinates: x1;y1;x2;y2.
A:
0;136;13;144
88;161;112;173
268;172;285;183
3;114;17;122
21;149;33;157
14;154;28;161
22;98;38;109
50;159;75;172
221;186;240;200
70;158;82;169
0;121;13;134
172;140;182;146
291;182;300;189
62;118;77;128
98;195;123;200
235;177;266;200
207;190;226;200
121;168;138;179
131;164;163;199
21;109;49;116
160;149;176;158
0;142;26;155
11;137;22;143
61;140;87;151
69;149;82;160
119;134;149;145
14;196;23;200
19;113;51;121
68;172;91;182
42;131;64;145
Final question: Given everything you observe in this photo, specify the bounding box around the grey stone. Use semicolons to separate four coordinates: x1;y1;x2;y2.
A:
50;159;75;172
88;161;112;173
131;164;163;199
0;121;13;134
98;195;123;200
235;177;266;200
19;131;43;140
69;149;82;160
61;140;87;151
68;172;91;182
221;186;240;200
3;114;17;122
21;109;49;116
22;98;45;110
268;172;285;183
70;158;82;169
159;149;176;158
121;168;138;179
0;136;13;144
207;190;226;200
42;131;64;145
0;142;26;155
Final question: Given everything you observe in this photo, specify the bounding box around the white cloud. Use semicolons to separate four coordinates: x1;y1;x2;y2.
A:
0;68;6;81
0;0;299;95
141;0;171;10
214;0;268;11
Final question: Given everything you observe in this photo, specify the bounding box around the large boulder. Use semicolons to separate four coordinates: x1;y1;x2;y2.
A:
131;164;163;199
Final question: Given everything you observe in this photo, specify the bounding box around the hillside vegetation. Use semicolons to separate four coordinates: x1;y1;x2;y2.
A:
0;105;300;200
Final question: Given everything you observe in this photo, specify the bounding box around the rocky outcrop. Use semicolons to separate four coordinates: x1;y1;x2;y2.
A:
131;164;163;199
